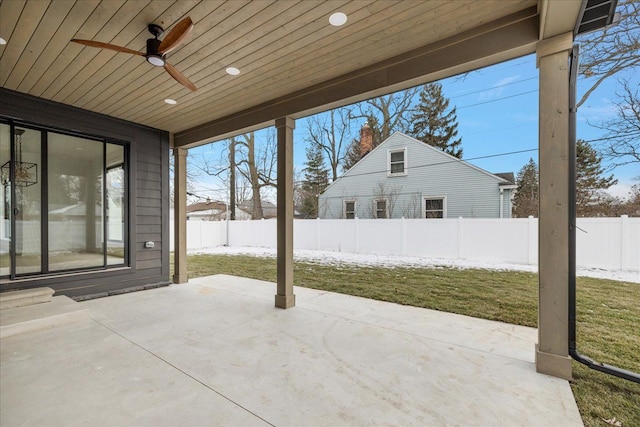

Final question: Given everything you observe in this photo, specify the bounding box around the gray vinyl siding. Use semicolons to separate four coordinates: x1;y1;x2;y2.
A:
0;88;170;298
320;133;509;219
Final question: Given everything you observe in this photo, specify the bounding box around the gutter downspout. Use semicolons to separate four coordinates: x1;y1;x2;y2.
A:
499;188;504;219
568;44;639;383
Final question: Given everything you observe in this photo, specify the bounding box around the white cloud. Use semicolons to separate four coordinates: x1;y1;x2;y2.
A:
478;76;520;101
577;99;617;122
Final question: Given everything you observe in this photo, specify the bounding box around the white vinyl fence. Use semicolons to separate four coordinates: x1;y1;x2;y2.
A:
170;216;640;271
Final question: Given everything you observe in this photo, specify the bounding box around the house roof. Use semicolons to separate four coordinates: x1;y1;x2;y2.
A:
323;132;512;194
0;0;593;149
187;200;227;214
494;172;516;184
238;200;277;219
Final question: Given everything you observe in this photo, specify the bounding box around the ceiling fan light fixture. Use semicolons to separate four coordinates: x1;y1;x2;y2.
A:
147;54;165;67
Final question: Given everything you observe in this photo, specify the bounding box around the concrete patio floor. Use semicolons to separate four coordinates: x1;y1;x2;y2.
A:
1;274;582;426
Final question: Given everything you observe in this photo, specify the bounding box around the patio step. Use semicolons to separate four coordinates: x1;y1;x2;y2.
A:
0;287;55;310
0;295;89;339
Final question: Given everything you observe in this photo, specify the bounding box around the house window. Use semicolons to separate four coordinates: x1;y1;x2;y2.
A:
424;197;446;218
374;199;387;218
388;148;407;176
344;200;356;219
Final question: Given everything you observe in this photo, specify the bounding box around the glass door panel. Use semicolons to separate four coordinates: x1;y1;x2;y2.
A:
48;133;104;271
0;124;10;276
106;143;125;265
14;127;42;275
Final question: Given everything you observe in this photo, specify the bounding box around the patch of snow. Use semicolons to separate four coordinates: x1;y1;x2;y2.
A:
189;246;640;283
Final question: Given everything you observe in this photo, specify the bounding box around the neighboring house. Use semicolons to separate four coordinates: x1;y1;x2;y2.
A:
235;200;303;220
186;200;227;221
319;132;516;219
238;200;278;219
174;199;286;221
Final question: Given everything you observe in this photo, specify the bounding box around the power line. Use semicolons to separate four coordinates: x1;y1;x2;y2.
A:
321;147;538;181
457;90;537;110
449;76;537;100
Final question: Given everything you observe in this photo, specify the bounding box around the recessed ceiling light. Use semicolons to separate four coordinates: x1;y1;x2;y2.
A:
0;38;6;45
226;67;240;76
164;98;177;105
329;12;347;26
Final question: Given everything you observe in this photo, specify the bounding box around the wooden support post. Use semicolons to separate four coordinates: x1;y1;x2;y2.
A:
535;32;573;381
275;117;295;309
173;148;188;284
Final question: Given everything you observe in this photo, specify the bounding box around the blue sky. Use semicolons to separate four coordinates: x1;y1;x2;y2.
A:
189;53;638;202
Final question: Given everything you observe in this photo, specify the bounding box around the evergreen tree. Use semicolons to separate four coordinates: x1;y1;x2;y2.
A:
576;139;617;216
513;158;539;217
342;138;362;172
410;83;463;158
300;144;329;218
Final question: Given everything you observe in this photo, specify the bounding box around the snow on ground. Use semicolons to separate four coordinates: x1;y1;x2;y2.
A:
190;246;640;283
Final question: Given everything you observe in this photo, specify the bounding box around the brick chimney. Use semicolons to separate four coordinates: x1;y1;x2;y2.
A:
360;122;373;154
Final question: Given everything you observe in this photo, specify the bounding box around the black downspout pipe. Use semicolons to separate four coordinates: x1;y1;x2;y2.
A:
568;44;640;384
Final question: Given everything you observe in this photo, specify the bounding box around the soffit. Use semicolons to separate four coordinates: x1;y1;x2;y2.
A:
2;0;545;144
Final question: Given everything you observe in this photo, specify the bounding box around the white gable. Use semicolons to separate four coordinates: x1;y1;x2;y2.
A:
319;132;512;219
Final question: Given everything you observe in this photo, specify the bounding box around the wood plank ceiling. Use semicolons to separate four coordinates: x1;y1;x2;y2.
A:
0;0;538;144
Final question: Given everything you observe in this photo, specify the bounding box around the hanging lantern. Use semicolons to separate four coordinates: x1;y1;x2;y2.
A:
1;129;38;187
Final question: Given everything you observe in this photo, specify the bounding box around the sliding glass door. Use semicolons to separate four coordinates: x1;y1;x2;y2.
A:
48;133;105;271
1;124;42;276
1;124;11;277
0;122;127;279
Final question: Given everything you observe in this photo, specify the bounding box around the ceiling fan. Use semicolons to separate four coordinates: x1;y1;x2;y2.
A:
71;17;197;92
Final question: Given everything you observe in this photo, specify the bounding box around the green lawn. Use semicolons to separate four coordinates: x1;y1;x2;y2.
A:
179;253;640;427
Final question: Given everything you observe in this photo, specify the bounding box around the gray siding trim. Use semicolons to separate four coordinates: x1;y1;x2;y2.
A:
0;88;170;297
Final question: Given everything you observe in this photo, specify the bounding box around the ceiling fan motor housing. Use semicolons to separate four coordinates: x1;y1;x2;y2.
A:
146;38;164;66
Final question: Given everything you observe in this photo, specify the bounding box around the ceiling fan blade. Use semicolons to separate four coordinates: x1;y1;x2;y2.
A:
71;39;144;56
158;17;193;54
164;62;197;92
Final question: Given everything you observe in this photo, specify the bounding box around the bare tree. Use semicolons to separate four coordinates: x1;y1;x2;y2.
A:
590;79;640;168
305;108;352;182
352;87;421;141
169;149;199;206
343;87;421;171
228;138;237;219
576;0;640;108
235;131;277;219
368;181;400;218
402;192;422;219
189;140;240;207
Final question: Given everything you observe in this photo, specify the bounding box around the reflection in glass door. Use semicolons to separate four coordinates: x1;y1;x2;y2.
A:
106;143;125;265
48;133;104;271
15;128;42;274
0;124;10;276
3;126;42;275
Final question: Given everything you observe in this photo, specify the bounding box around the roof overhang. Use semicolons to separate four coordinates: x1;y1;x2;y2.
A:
175;7;539;148
0;0;613;150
